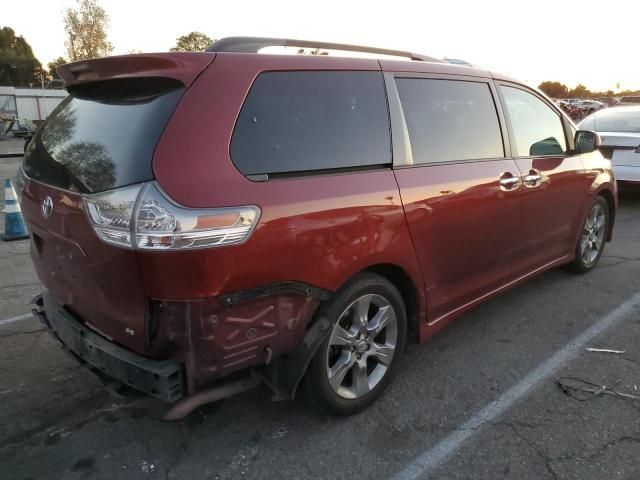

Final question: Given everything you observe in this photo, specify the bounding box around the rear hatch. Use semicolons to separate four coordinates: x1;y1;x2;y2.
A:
20;53;214;354
599;133;640;166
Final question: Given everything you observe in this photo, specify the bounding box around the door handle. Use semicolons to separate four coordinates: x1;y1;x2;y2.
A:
499;173;520;191
523;169;542;188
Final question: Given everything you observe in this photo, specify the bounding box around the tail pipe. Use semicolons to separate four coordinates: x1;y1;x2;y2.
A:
162;373;263;421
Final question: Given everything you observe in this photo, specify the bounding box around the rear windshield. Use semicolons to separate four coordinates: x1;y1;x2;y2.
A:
230;71;390;176
582;109;640;133
23;78;184;193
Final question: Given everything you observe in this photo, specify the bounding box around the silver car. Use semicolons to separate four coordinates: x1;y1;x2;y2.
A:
579;106;640;184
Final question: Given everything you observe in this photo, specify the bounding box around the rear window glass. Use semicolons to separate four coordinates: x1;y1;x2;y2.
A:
23;78;184;193
230;71;390;176
395;78;504;164
589;109;640;133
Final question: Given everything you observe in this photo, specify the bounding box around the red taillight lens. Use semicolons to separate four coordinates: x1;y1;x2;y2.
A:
134;183;260;250
84;182;260;250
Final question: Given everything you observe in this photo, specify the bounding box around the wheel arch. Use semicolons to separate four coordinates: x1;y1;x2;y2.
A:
361;263;421;344
597;188;616;241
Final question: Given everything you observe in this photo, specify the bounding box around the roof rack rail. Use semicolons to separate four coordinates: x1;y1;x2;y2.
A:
206;36;444;63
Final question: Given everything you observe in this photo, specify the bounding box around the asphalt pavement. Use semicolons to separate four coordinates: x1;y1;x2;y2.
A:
1;155;639;480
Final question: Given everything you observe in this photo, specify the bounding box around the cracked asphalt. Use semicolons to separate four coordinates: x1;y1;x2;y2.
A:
1;154;639;480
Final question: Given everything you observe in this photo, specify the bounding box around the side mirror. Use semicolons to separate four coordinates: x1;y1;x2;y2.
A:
574;130;601;154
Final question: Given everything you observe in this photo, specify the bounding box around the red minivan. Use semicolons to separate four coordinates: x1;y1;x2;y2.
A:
20;37;616;418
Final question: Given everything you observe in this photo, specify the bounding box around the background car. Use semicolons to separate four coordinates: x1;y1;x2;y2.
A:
579;105;640;185
619;95;640;105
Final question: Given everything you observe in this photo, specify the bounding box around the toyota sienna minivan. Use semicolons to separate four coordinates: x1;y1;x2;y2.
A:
19;37;616;418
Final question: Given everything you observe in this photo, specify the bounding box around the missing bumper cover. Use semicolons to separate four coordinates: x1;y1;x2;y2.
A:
35;292;185;402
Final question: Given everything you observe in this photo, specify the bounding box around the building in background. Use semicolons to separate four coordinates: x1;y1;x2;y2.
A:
0;86;67;138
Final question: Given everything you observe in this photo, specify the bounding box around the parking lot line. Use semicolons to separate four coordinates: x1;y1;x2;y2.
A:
391;291;640;480
0;313;32;326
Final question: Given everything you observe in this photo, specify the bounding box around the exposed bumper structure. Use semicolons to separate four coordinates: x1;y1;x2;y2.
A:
33;292;184;402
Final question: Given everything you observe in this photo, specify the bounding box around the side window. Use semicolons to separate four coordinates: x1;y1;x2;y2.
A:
501;86;567;156
395;78;504;164
231;71;390;176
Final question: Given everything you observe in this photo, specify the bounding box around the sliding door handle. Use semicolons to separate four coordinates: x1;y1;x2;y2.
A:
499;173;521;191
523;169;542;188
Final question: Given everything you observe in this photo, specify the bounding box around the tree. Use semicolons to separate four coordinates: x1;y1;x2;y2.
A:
297;48;329;56
47;56;67;79
568;83;590;99
170;32;214;52
0;27;43;86
537;81;568;99
63;0;113;61
59;142;115;192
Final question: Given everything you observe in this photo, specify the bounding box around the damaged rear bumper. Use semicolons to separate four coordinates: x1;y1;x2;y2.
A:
33;292;184;402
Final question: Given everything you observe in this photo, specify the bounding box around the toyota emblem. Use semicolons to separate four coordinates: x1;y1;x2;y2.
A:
41;196;53;218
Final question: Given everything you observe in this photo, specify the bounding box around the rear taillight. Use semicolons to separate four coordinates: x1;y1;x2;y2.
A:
84;184;141;247
84;182;260;250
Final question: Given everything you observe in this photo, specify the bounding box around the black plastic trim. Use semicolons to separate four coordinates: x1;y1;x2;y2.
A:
219;281;332;307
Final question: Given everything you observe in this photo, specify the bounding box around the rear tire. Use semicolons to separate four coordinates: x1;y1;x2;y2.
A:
303;273;407;415
566;196;609;273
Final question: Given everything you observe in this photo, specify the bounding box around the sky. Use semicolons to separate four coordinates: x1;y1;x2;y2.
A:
4;0;640;91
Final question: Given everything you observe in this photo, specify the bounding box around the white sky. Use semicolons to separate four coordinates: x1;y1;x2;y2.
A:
4;0;639;91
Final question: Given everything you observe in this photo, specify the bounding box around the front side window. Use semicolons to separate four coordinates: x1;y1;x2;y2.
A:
231;71;391;176
395;78;504;164
501;86;567;156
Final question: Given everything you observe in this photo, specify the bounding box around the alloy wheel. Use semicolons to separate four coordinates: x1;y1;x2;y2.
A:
580;203;606;265
325;293;398;399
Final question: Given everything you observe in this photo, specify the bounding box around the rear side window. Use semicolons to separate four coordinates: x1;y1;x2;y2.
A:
500;86;567;156
231;71;390;176
23;78;184;193
395;78;504;164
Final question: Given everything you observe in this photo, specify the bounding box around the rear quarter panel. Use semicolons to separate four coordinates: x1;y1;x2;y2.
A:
148;53;426;320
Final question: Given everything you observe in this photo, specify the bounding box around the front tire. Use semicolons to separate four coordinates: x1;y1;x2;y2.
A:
303;273;407;415
566;196;609;273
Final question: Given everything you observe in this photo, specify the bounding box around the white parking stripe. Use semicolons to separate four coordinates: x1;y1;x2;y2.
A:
0;313;32;326
391;291;640;480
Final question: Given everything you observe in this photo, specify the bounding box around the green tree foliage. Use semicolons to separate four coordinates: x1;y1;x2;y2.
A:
538;81;568;99
568;83;590;98
64;0;113;61
58;141;115;192
537;80;640;99
170;32;214;52
0;27;43;86
297;48;329;56
47;56;67;79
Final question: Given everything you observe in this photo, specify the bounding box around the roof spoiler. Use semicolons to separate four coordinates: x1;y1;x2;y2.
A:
57;52;216;89
206;36;445;63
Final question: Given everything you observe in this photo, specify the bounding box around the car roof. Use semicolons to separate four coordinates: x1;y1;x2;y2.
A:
207;37;517;84
597;105;640;114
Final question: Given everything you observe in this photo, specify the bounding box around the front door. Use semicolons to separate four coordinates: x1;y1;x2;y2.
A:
498;84;587;276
